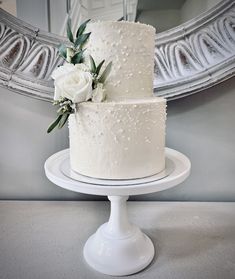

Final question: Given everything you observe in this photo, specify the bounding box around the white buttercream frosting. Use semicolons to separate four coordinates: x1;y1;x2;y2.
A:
68;21;167;179
69;98;166;179
85;21;156;101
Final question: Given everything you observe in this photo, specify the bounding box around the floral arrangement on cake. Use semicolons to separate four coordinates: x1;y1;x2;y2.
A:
47;19;112;133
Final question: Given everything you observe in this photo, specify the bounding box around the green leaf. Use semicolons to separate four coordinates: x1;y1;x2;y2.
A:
74;32;91;48
58;44;67;59
98;61;112;84
76;19;91;38
58;113;70;129
47;114;63;133
89;55;96;73
71;49;85;64
67;18;74;43
96;59;105;76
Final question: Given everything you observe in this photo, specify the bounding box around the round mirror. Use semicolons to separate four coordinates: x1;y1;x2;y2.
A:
135;0;222;32
0;0;223;35
0;0;234;100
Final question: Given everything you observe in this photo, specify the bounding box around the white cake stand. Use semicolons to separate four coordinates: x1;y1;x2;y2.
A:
44;148;191;276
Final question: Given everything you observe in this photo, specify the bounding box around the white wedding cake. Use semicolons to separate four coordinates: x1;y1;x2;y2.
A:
68;21;166;179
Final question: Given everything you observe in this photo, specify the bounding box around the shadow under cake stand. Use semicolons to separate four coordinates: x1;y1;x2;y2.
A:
44;148;191;276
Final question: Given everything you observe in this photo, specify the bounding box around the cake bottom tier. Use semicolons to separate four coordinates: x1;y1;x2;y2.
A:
69;97;166;179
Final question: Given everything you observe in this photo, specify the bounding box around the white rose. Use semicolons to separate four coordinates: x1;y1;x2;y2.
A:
92;83;106;102
51;63;75;80
54;69;93;103
74;63;90;72
52;63;90;81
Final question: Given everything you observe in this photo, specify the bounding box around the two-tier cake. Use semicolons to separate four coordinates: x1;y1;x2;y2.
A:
68;21;166;179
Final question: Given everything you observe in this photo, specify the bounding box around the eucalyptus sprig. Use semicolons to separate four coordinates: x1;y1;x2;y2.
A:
48;19;91;133
58;18;91;65
48;19;113;134
89;55;112;89
47;98;75;133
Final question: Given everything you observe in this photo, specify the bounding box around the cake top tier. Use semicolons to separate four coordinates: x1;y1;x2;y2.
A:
85;21;156;101
87;20;155;33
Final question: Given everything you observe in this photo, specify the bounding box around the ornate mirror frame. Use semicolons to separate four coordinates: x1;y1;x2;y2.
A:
0;0;234;101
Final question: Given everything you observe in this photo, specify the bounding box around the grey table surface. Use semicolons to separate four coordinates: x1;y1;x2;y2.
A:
0;201;235;279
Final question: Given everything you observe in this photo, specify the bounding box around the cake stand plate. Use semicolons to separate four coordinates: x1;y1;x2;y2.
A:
44;148;191;276
60;153;175;186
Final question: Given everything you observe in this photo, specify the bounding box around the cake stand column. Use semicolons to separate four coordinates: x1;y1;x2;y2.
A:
83;195;155;276
105;196;133;237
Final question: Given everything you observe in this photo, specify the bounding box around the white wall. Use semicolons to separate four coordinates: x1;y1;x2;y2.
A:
0;89;100;200
158;77;235;202
1;76;235;201
136;0;223;31
137;9;180;32
181;0;222;23
49;0;67;35
180;0;206;23
16;0;49;31
206;0;222;9
87;0;123;21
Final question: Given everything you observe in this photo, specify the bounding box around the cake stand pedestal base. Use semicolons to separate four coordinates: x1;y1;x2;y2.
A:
83;195;154;276
45;148;191;276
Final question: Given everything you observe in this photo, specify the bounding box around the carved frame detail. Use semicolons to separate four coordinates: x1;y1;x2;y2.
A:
0;0;235;101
